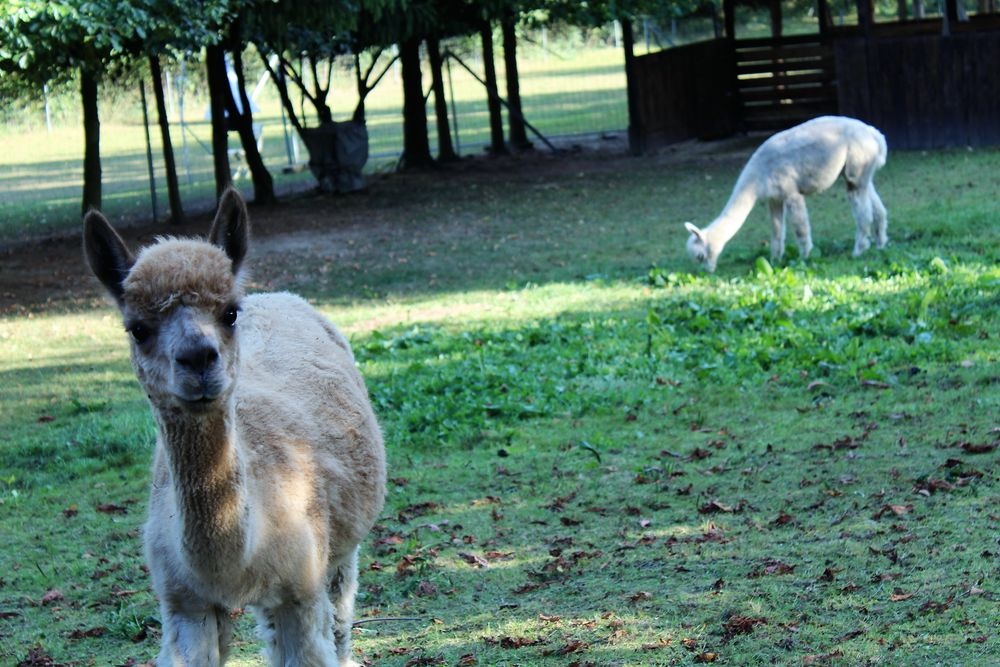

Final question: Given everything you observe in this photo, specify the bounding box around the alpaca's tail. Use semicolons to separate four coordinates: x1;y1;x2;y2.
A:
873;128;888;169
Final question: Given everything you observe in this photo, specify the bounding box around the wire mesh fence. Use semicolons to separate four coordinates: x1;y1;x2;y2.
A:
0;32;634;242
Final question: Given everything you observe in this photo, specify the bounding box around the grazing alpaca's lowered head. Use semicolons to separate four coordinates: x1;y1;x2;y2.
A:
83;189;386;666
684;116;888;272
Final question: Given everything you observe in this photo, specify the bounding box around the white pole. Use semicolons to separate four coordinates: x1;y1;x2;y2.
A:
43;84;52;132
165;68;175;120
178;60;192;186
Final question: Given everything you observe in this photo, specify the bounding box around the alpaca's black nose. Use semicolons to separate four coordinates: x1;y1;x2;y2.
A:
175;343;219;374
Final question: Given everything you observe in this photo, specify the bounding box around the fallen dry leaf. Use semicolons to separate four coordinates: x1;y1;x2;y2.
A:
40;589;64;605
919;595;954;613
890;589;914;602
396;501;442;523
543;639;589;656
872;504;912;520
16;645;59;666
803;650;844;665
688;447;712;460
402;656;445;667
772;511;795;526
698;499;744;514
512;582;544;594
484;635;541;649
723;615;767;638
67;626;107;639
961;442;997;455
95;503;128;515
694;652;719;663
748;560;795;578
457;552;489;568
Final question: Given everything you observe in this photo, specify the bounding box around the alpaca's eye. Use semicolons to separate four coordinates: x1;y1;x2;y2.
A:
127;322;153;344
221;306;239;328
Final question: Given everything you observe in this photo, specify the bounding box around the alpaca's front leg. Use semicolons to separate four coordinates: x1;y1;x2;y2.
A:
768;199;786;261
330;549;361;667
256;596;339;666
848;186;875;256
870;187;888;249
157;605;232;667
784;194;813;259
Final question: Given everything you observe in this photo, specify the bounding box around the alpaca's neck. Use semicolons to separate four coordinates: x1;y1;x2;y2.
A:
704;171;759;247
156;404;248;570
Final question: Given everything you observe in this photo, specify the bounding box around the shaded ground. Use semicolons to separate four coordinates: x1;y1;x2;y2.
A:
0;135;758;317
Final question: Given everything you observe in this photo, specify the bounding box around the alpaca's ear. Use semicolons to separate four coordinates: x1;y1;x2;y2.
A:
83;209;134;309
209;187;249;274
684;222;705;243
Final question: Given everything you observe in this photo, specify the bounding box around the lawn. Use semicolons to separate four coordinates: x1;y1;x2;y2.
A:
0;139;997;665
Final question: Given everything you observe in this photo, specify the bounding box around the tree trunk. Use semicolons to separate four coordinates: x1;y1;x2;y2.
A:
621;19;644;155
226;37;275;204
149;55;185;224
426;35;457;162
480;21;507;156
80;66;101;214
400;37;433;168
353;53;367;124
205;45;232;198
768;0;782;37
502;16;531;151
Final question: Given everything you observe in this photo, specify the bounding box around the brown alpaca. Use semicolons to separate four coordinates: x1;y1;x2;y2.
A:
83;189;386;666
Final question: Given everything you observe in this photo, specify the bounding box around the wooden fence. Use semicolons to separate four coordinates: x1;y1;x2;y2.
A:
835;30;1000;148
631;38;738;146
633;18;1000;149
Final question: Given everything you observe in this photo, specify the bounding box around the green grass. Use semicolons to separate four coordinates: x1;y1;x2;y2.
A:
0;142;998;665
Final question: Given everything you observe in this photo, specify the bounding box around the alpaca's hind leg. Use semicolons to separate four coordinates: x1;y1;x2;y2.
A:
768;199;786;261
157;604;232;667
330;549;361;667
848;185;875;256
870;186;888;249
254;597;338;666
784;194;813;259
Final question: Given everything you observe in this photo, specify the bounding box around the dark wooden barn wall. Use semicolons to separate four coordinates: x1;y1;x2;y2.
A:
835;32;1000;149
632;39;738;146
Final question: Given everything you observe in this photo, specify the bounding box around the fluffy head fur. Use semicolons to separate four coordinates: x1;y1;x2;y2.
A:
84;188;386;666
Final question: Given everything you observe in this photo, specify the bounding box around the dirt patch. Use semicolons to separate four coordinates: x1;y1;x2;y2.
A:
0;136;753;316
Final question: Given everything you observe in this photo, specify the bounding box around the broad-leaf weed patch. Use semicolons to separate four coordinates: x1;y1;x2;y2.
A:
1;145;997;665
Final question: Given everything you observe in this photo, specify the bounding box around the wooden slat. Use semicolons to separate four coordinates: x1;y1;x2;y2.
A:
736;57;832;76
738;84;837;103
736;44;832;62
735;33;827;48
738;71;834;88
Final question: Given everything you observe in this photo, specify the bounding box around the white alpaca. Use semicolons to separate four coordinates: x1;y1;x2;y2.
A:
684;116;888;272
84;189;386;666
